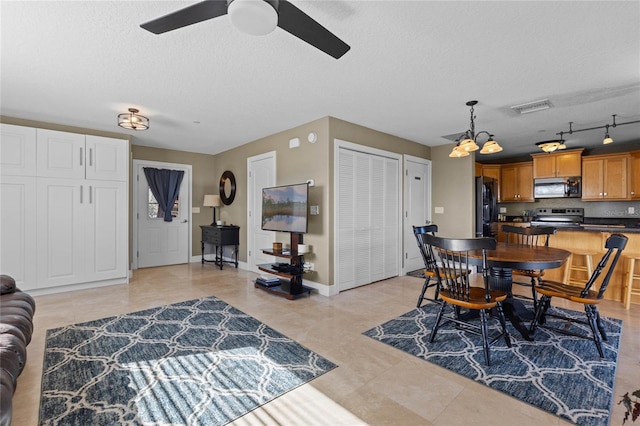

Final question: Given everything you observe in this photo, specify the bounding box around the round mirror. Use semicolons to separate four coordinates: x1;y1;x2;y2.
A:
219;170;236;205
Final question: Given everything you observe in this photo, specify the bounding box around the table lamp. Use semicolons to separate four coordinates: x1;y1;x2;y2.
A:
203;194;222;226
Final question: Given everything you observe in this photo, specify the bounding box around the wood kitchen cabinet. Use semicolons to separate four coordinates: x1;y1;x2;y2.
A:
500;162;533;202
531;149;583;178
582;153;629;200
480;164;501;201
630;150;640;200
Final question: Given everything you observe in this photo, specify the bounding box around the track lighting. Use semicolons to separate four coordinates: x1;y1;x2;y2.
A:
556;113;639;146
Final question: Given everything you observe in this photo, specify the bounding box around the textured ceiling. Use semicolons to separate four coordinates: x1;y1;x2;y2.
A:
2;1;639;160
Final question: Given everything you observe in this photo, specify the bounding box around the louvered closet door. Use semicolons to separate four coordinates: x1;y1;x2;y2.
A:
336;147;400;291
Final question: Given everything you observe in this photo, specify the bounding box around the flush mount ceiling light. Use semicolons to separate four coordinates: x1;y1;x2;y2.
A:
536;140;566;153
118;108;149;131
228;0;278;36
449;100;502;158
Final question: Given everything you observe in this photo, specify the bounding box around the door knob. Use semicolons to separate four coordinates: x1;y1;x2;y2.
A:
181;219;188;223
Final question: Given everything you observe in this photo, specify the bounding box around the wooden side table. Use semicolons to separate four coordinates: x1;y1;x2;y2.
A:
200;225;239;270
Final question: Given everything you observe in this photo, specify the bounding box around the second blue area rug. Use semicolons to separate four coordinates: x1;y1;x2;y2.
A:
363;302;621;426
39;296;336;425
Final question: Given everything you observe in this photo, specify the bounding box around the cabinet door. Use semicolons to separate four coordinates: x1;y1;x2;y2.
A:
603;156;628;199
37;129;85;179
555;151;582;177
533;156;555;178
582;159;604;200
84;180;128;281
37;178;85;287
0;176;37;289
630;151;640;200
500;166;517;201
517;163;534;202
85;136;128;181
0;124;37;176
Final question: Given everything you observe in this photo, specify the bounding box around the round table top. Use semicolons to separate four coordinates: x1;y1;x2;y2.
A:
468;243;571;270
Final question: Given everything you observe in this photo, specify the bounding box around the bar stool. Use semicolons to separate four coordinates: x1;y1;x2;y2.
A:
565;251;596;286
622;253;640;310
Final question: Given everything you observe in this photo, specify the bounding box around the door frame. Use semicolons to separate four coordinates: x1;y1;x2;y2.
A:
403;154;432;274
246;151;276;273
132;159;192;270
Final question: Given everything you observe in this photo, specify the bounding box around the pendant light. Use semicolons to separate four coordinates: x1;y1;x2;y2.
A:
449;100;502;158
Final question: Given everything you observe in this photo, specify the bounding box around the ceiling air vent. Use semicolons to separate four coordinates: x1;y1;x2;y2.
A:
510;99;553;114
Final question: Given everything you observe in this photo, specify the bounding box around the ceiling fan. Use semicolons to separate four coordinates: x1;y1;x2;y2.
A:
140;0;350;59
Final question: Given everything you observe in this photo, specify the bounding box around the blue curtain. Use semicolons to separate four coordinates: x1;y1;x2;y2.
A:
143;167;185;222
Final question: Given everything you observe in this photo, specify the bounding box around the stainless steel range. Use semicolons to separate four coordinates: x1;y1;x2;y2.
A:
531;207;584;227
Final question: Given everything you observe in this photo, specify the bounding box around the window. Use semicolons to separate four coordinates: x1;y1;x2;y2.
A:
147;189;179;219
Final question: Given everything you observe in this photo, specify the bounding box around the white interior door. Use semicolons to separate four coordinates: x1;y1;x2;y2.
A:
135;161;191;268
404;156;432;273
247;152;276;272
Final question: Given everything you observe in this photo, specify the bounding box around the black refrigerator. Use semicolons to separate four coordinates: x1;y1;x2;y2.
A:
475;176;498;238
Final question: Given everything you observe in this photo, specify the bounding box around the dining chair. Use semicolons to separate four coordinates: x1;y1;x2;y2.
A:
529;233;628;358
501;225;556;312
413;224;439;307
422;234;511;366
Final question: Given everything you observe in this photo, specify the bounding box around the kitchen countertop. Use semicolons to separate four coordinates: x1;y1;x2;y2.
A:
499;217;640;233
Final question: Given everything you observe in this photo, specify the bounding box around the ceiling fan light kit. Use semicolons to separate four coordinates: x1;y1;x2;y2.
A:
228;0;278;36
450;100;502;158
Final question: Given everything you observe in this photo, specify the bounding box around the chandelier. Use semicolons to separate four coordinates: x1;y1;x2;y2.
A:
449;100;502;158
118;108;149;131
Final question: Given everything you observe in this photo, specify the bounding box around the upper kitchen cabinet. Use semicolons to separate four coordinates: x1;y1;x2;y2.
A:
582;153;629;201
501;161;533;202
481;164;501;202
531;149;583;179
629;150;640;200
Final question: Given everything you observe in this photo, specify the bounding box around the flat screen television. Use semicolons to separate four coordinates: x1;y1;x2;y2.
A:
261;183;309;233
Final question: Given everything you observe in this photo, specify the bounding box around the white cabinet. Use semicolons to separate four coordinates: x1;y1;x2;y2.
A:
36;129;128;181
0;124;37;176
36;179;127;288
0;176;37;289
0;124;129;293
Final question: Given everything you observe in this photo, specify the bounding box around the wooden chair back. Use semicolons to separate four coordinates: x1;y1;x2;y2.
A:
501;225;556;247
422;234;496;301
583;233;628;299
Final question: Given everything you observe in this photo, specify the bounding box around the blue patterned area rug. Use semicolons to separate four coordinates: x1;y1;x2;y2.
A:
39;296;337;425
363;302;622;426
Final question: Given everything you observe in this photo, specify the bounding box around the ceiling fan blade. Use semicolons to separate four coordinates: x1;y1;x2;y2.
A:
277;0;350;59
140;0;229;34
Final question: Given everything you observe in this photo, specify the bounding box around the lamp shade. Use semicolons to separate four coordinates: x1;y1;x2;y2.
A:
203;194;222;207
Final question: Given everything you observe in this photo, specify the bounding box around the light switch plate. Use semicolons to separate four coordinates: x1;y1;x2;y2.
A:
434;207;444;214
192;207;200;213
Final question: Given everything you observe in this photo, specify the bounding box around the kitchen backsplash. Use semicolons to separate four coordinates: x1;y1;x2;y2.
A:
498;198;640;218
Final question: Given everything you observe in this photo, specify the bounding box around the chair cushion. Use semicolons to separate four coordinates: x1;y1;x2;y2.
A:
0;334;27;380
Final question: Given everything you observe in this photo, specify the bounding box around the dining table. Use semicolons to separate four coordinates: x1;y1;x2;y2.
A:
466;242;572;340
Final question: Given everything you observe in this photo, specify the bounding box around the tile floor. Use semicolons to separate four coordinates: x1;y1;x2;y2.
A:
11;264;640;425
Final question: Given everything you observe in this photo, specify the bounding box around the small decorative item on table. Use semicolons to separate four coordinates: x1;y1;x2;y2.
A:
272;242;283;253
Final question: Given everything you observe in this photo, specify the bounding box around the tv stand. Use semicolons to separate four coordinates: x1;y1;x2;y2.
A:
255;233;311;300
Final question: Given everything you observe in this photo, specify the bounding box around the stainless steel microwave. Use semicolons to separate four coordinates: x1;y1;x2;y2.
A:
534;177;581;198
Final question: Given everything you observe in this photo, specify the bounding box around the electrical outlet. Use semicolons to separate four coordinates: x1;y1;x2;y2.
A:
310;205;319;215
500;207;507;213
629;207;635;214
304;263;314;272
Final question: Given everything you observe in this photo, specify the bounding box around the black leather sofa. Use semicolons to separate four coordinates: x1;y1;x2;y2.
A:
0;275;35;426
